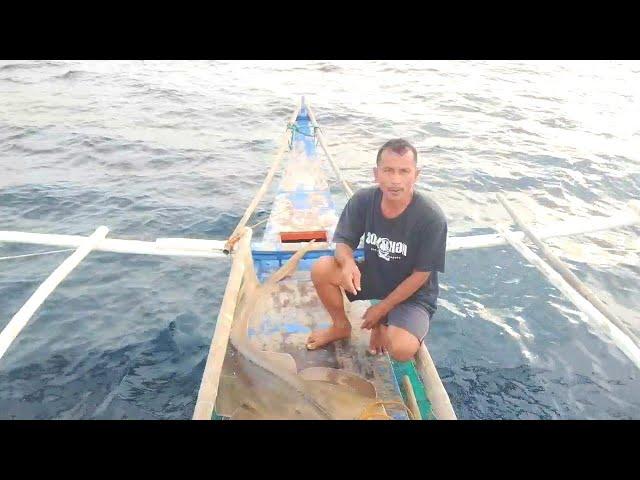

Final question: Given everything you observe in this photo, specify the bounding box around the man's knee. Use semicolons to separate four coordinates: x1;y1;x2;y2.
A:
388;344;418;362
386;327;420;362
310;256;339;285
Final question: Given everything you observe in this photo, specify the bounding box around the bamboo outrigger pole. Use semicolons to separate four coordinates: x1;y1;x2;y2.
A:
447;207;640;252
1;207;637;257
498;226;640;370
222;100;302;254
497;193;640;347
0;226;109;362
193;228;252;420
305;101;354;199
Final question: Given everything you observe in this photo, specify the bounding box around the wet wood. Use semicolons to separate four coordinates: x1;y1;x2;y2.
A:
414;344;457;420
193;229;252;420
402;375;421;420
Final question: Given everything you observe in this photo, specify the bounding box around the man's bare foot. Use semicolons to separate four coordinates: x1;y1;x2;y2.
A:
368;325;387;355
306;324;351;350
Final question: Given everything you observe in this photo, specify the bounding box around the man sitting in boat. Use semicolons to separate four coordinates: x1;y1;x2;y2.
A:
306;139;447;361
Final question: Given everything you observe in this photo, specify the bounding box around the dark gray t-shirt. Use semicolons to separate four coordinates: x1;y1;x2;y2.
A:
333;187;447;315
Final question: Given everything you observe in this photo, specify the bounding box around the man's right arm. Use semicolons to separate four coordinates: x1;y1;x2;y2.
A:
335;242;356;268
335;242;361;294
332;189;367;294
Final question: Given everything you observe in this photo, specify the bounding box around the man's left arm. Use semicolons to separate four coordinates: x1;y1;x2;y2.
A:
361;271;430;329
361;216;447;330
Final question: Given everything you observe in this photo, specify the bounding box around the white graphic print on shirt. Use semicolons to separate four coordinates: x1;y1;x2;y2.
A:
364;231;408;262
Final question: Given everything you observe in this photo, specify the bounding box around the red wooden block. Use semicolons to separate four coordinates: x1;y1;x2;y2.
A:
280;230;327;243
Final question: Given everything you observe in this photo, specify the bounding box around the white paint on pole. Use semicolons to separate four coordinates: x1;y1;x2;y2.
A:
500;227;640;371
0;231;227;259
154;237;227;252
448;208;640;252
0;226;109;362
0;204;637;257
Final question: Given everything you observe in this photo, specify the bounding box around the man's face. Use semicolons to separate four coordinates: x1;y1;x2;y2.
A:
374;148;419;202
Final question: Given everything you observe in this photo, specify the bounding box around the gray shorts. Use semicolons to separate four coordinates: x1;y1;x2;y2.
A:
345;263;431;343
381;301;431;343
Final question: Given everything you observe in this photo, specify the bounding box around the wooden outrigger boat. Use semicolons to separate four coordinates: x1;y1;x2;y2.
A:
193;97;455;420
1;96;640;419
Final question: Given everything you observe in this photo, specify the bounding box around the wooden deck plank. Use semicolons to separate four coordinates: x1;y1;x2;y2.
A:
248;275;408;419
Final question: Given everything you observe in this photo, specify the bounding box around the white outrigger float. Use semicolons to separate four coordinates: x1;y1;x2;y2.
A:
1;97;639;419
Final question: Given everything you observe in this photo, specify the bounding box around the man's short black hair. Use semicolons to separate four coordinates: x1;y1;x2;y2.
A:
376;138;418;165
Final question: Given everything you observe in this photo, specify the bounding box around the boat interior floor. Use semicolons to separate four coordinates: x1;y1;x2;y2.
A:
217;270;410;419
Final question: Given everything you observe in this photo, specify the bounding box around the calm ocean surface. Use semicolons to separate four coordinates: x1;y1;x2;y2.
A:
1;60;639;419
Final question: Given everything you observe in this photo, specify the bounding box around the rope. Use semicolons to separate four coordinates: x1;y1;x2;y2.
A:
286;122;317;138
0;248;75;262
247;217;269;229
287;123;321;149
304;103;353;199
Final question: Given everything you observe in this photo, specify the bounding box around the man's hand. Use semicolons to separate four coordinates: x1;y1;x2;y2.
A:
361;302;389;330
340;261;361;296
